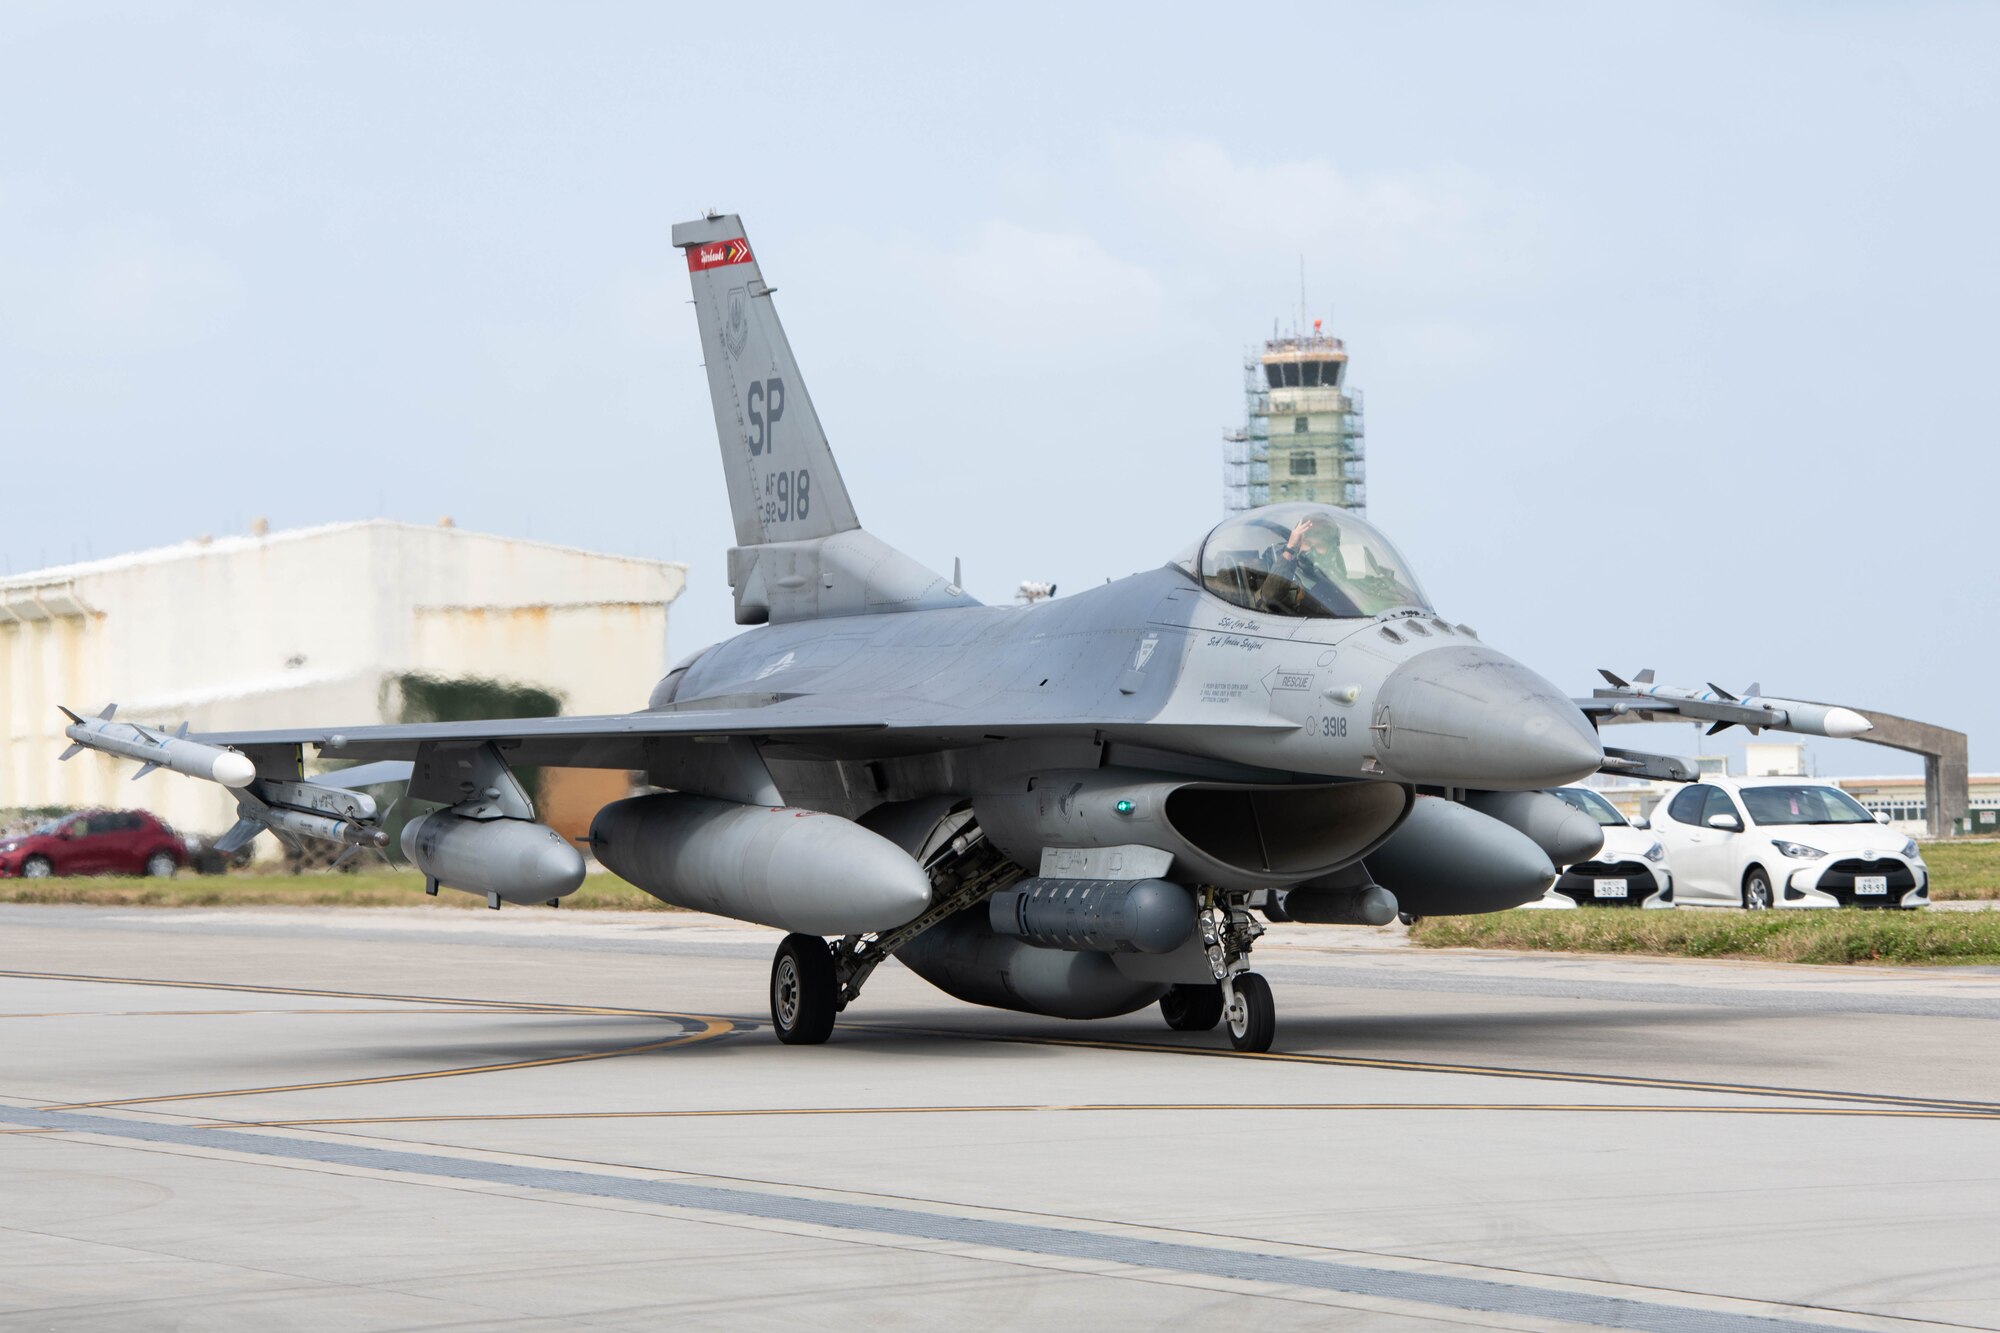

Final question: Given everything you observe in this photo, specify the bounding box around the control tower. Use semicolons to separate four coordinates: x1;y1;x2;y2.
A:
1222;322;1366;514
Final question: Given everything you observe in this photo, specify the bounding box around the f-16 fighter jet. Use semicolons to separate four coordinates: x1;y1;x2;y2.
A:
56;215;1851;1052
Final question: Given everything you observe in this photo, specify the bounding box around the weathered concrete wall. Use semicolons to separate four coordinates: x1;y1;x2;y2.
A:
0;521;684;847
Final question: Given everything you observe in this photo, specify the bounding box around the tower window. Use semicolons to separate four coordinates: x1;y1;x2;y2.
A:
1293;416;1309;433
1290;454;1317;476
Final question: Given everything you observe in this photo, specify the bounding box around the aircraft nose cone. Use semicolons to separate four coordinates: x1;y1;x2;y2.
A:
1375;644;1603;790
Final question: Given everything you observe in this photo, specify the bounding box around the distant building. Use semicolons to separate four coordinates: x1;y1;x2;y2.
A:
0;520;685;850
1837;775;2000;836
1223;325;1366;514
1743;741;1807;777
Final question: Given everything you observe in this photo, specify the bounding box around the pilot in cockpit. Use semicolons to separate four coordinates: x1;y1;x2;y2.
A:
1189;503;1431;620
1256;511;1346;616
1259;512;1420;618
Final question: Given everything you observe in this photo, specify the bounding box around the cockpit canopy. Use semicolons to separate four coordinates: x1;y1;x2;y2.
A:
1181;503;1432;619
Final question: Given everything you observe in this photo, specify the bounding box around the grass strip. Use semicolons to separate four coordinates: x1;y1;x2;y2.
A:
1410;907;2000;966
1922;839;2000;900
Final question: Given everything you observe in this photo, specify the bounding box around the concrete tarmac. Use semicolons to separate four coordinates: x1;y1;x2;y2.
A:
2;902;1996;1331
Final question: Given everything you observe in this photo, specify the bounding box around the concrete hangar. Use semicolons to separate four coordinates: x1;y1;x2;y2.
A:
0;520;685;851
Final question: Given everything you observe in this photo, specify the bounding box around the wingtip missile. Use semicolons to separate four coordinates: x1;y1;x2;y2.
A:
1590;679;1876;741
59;705;257;788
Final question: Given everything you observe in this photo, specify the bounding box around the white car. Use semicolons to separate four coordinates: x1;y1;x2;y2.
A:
1526;786;1673;909
1649;776;1928;910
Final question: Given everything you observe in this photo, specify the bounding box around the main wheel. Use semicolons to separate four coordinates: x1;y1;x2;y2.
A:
769;933;838;1046
1741;868;1773;911
1225;973;1276;1053
144;852;177;879
1160;982;1224;1032
21;856;52;879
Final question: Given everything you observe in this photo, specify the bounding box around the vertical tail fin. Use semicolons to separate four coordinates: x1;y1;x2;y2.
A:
672;214;860;547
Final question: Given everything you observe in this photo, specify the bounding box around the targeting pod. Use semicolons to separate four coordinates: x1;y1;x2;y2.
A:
987;878;1197;954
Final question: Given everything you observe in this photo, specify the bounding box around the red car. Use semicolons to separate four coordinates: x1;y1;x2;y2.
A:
0;810;186;879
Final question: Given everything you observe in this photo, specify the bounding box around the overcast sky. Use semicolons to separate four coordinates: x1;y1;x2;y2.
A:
3;3;1993;776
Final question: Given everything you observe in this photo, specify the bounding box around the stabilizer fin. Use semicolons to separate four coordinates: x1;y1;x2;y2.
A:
1744;682;1761;699
1634;669;1655;685
58;705;83;724
213;817;265;856
131;762;161;780
672;213;974;627
58;744;83;761
1707;721;1731;736
1597;668;1627;688
672;213;859;547
1707;682;1738;702
96;703;117;721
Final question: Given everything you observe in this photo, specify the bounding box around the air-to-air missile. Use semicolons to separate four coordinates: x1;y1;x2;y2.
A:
209;762;414;857
59;704;256;787
1594;670;1874;739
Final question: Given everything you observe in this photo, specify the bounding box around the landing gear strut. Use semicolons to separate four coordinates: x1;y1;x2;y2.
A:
770;933;838;1045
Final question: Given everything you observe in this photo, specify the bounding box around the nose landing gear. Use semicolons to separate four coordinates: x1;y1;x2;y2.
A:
1158;892;1276;1052
1221;972;1275;1052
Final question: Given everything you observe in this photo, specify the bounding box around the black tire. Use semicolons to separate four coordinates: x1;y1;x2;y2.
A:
21;855;52;879
770;933;838;1046
1160;982;1224;1032
144;852;177;879
1742;867;1773;911
1226;973;1276;1053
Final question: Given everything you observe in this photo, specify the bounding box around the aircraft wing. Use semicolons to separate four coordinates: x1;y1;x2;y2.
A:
192;702;893;768
191;693;1295;771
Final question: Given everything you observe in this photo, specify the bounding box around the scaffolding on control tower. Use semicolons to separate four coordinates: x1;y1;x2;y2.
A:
1222;321;1366;514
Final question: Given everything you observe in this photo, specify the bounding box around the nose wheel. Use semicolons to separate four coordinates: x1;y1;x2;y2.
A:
770;933;838;1045
1222;972;1275;1052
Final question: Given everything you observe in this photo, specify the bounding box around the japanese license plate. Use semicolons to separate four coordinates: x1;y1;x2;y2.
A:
1593;879;1629;899
1854;875;1889;895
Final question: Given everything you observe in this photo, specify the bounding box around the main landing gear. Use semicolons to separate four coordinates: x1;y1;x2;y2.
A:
1158;892;1276;1053
766;816;1022;1046
770;933;839;1045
